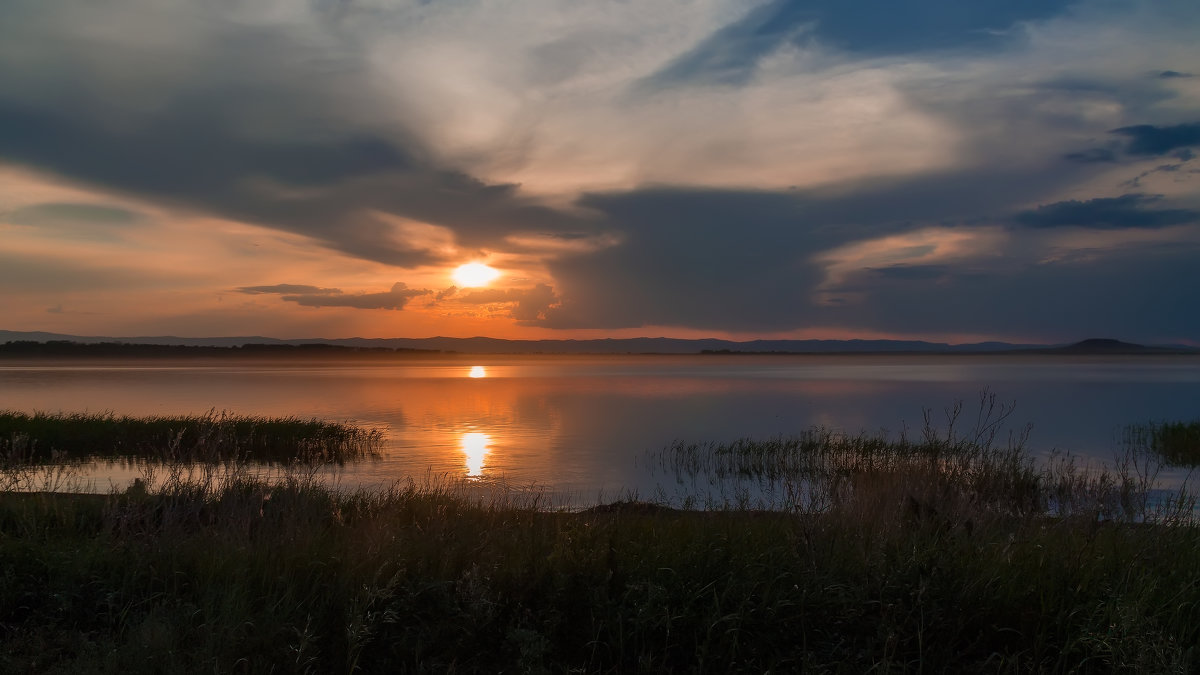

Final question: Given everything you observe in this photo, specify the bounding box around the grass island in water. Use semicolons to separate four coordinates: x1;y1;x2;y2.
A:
0;410;382;466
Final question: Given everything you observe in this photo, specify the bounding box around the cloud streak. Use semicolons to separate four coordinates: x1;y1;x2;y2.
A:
1013;194;1200;229
237;283;431;310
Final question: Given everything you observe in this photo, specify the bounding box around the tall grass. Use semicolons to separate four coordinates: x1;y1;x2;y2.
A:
654;393;1200;527
0;410;382;466
3;398;1200;671
1125;419;1200;467
2;467;1199;672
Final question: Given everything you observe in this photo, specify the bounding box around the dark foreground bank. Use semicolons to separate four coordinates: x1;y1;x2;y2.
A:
2;472;1199;673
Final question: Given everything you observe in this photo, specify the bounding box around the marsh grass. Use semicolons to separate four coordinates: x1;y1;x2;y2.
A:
654;393;1043;518
3;398;1200;672
3;469;1200;672
653;393;1200;526
1126;419;1200;467
0;410;382;466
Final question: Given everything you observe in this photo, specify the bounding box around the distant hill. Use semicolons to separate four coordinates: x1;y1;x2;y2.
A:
1;330;1194;356
1025;338;1198;355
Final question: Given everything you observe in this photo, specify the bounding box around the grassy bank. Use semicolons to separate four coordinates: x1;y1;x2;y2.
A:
0;410;382;466
3;473;1199;673
3;404;1200;672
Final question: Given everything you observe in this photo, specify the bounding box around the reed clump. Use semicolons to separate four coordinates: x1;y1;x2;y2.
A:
0;410;382;465
1125;419;1200;467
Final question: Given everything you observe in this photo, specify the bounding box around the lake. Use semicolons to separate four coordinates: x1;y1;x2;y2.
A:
2;354;1198;504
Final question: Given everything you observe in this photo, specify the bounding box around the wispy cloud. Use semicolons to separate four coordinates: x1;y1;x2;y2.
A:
237;282;431;310
236;284;341;296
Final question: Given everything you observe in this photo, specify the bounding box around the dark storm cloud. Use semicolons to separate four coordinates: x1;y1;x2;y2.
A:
536;162;1084;331
1158;70;1194;79
1068;122;1200;163
641;0;1071;89
0;101;587;267
825;246;1200;341
1013;194;1200;229
1113;123;1200;156
237;282;430;310
544;188;834;329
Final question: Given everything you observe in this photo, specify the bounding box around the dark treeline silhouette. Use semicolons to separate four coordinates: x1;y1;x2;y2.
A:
0;340;441;358
2;337;1195;358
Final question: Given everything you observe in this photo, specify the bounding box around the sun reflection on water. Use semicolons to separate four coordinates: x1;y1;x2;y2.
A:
468;366;487;378
461;431;490;476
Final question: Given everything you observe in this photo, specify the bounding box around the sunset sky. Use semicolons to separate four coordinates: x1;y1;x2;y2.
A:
2;0;1199;344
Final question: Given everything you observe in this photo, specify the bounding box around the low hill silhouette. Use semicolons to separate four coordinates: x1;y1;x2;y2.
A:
1031;338;1195;355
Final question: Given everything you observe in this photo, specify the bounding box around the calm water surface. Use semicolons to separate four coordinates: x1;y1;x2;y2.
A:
2;355;1198;502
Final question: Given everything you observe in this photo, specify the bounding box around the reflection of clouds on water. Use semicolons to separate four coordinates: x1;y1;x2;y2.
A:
468;366;487;379
461;431;490;476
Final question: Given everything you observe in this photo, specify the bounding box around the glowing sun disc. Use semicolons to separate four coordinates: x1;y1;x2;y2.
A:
452;262;500;287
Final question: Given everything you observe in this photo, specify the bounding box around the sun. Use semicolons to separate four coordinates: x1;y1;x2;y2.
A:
452;262;500;287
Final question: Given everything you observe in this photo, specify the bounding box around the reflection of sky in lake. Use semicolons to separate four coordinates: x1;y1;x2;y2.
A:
1;355;1198;500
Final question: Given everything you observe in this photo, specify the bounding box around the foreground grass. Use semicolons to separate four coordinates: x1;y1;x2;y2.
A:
3;478;1200;672
0;410;382;466
3;399;1200;673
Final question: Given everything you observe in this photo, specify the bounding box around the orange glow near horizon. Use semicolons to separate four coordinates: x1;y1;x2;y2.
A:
452;262;501;287
461;431;490;476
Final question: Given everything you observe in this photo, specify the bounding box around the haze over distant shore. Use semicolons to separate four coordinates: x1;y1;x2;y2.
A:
2;330;1196;357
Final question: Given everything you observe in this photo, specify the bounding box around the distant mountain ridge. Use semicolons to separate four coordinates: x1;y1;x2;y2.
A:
4;330;1195;355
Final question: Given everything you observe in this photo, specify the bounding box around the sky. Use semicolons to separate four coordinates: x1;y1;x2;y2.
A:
1;0;1199;344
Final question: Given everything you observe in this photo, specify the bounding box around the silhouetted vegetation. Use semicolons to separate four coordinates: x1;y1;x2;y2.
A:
2;399;1199;672
0;410;381;465
1126;419;1200;467
0;340;440;358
